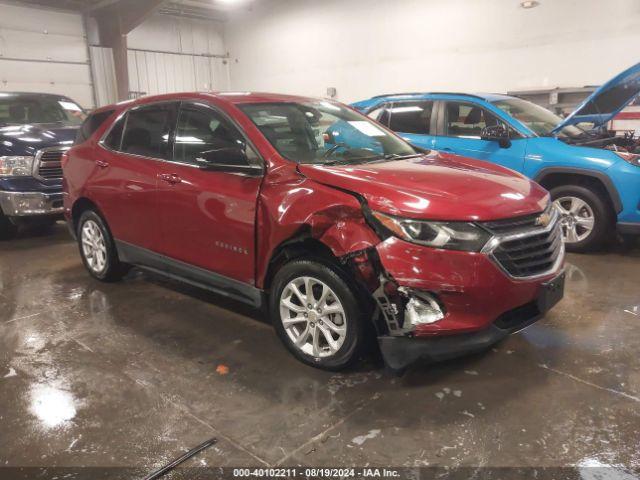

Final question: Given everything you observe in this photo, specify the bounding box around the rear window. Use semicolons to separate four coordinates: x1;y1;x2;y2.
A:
75;109;114;145
120;105;173;159
387;101;433;134
103;114;125;150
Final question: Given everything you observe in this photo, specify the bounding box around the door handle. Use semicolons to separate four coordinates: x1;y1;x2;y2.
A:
159;173;182;184
96;160;109;168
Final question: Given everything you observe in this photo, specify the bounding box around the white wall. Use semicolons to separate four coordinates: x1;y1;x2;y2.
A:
126;14;229;97
224;0;640;103
0;2;94;107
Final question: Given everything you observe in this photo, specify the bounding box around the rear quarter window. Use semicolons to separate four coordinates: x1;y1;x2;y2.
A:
75;109;115;145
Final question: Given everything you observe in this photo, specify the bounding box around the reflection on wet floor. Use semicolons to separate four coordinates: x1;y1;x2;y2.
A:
1;224;639;472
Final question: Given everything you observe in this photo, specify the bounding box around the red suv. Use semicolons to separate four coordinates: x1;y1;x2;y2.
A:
63;92;565;371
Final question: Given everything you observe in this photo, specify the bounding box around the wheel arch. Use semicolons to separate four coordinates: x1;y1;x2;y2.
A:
534;168;622;214
71;197;106;232
262;226;379;317
262;228;348;292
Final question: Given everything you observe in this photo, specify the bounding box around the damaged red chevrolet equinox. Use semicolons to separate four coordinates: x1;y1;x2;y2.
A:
63;92;565;371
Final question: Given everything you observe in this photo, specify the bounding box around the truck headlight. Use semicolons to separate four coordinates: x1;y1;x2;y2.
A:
0;156;35;176
372;210;491;251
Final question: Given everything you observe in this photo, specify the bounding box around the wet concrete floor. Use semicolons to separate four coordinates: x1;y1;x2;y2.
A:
1;224;639;475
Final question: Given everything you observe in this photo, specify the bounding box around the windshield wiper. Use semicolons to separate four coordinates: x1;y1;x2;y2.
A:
382;153;422;160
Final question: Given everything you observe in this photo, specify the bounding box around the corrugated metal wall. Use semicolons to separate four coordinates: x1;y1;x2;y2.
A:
0;2;94;108
127;49;228;98
88;14;230;106
90;46;118;106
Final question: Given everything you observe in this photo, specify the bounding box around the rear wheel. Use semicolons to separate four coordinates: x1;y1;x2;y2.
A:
0;211;18;240
270;259;366;370
77;210;127;282
550;184;613;253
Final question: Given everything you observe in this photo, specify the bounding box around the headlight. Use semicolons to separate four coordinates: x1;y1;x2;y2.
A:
372;210;491;251
0;156;35;176
612;150;640;167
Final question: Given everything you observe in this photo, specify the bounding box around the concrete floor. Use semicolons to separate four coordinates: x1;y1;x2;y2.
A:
1;224;639;477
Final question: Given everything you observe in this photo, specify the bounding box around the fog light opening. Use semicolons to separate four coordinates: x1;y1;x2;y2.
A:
400;289;445;329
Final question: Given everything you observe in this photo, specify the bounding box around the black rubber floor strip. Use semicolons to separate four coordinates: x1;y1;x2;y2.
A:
142;437;218;480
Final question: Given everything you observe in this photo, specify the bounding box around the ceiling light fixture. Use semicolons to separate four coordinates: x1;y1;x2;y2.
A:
520;1;540;8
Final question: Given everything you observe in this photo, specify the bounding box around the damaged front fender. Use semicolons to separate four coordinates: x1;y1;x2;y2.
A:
256;174;381;288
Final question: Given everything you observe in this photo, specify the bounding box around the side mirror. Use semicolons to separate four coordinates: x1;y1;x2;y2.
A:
196;147;263;176
481;125;511;148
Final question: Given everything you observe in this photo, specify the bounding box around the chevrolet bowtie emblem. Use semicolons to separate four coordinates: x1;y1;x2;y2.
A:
536;213;552;227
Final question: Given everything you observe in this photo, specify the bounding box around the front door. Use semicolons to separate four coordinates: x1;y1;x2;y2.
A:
434;101;527;173
157;102;262;286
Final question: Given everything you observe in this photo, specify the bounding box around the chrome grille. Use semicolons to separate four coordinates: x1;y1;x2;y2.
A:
35;147;68;181
482;206;564;278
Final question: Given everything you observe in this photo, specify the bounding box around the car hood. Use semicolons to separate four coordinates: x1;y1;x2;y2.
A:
0;123;78;156
298;152;549;221
554;61;640;132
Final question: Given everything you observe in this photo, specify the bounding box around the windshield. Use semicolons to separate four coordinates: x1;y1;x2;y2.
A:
0;96;86;126
238;101;418;164
492;98;585;140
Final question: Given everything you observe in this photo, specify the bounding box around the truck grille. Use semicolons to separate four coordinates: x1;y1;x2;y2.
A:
35;147;68;180
482;205;564;278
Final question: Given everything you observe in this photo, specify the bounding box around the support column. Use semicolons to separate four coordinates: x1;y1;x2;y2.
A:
89;0;164;101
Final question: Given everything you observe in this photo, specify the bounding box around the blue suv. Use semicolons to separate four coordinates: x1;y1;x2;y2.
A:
352;62;640;252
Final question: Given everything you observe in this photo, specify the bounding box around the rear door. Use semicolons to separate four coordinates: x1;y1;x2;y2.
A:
434;100;527;172
156;101;262;286
93;102;177;252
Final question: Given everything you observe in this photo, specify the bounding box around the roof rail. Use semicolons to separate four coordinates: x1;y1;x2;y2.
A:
370;92;426;99
371;92;487;100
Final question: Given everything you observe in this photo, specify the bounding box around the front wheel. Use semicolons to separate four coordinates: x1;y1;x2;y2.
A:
77;210;127;282
550;184;613;253
269;259;366;371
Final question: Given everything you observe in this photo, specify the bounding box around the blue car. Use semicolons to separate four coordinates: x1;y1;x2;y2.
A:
352;62;640;252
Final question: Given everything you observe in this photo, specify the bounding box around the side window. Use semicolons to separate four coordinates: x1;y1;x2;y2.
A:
121;104;173;159
103;114;126;150
445;102;504;138
76;109;114;145
388;101;433;134
174;105;252;166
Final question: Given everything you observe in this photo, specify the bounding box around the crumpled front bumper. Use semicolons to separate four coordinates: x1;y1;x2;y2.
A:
0;190;64;217
373;236;565;371
377;276;563;371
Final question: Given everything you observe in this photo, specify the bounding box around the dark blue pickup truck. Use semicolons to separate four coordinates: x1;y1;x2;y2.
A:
0;92;86;239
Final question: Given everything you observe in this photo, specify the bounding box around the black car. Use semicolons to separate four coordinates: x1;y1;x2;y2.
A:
0;92;86;239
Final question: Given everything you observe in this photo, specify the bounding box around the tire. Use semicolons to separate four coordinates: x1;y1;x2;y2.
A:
0;211;18;240
77;210;127;282
550;184;613;253
269;258;366;371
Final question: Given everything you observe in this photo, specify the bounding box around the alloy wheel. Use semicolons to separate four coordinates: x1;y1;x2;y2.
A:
81;220;107;273
553;196;595;243
279;276;347;358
